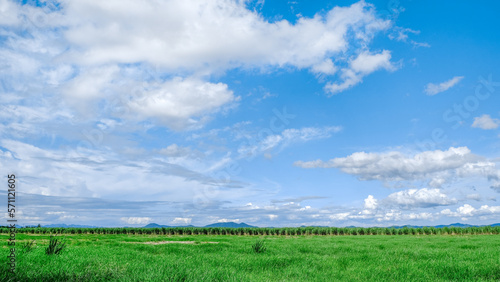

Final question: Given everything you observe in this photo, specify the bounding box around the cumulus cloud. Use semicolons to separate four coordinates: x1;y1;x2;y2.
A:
350;50;396;74
325;50;396;95
172;217;192;225
295;147;500;188
424;76;464;95
471;114;500;130
0;0;398;133
353;189;457;223
126;77;238;130
59;0;390;73
364;195;378;209
329;213;351;221
376;211;434;222
121;217;151;225
441;204;500;218
329;208;436;223
2;0;455;228
384;188;457;208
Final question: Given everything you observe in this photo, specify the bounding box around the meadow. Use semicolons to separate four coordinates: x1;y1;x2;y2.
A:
1;228;500;281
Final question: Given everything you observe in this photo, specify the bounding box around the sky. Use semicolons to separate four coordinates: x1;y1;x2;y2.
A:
1;0;500;227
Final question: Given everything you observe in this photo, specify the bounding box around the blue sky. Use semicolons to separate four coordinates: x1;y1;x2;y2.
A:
1;0;500;227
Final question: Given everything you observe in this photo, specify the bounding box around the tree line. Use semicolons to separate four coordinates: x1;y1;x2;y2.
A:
2;226;499;236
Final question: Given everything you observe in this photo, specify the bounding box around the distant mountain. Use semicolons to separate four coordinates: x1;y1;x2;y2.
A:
33;222;256;229
204;222;256;228
390;223;496;229
144;223;195;228
144;223;170;228
22;222;500;229
143;222;256;228
142;222;500;229
434;223;475;228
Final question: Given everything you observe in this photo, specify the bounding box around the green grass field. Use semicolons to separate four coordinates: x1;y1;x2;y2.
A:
2;233;500;281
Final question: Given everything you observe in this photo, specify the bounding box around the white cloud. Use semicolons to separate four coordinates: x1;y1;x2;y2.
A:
441;204;500;218
58;0;390;74
328;208;437;223
46;211;66;215
364;195;378;209
466;194;481;201
295;147;500;188
384;188;456;208
121;217;151;225
471;114;500;130
159;144;192;158
217;218;240;223
311;59;337;75
281;127;342;142
0;0;22;26
127;77;238;130
388;27;430;48
238;126;341;158
325;50;396;95
0;0;397;134
268;214;278;220
376;211;434;222
350;50;396;74
457;204;475;216
390;27;419;42
424;76;464;95
0;139;246;202
329;212;350;221
172;217;192;225
63;66;118;101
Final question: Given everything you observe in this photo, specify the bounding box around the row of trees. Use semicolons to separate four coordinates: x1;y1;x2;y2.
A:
2;226;500;236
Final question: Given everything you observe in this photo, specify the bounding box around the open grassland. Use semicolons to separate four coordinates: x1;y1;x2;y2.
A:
1;233;500;281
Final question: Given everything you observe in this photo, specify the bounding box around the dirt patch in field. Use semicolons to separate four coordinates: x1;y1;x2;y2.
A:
124;241;218;245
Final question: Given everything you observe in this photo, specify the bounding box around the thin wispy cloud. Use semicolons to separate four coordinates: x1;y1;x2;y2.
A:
424;76;464;95
238;126;342;159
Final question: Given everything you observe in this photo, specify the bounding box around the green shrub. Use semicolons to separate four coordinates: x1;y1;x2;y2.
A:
252;239;266;253
21;240;36;253
45;236;66;255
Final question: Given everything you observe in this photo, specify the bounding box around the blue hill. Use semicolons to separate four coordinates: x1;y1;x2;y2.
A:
42;224;99;228
204;222;256;228
25;222;499;229
143;222;257;228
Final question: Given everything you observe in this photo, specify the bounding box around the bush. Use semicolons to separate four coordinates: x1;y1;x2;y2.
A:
252;239;266;253
45;236;66;255
21;240;36;253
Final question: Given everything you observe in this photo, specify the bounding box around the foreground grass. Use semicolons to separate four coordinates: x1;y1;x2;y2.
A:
1;234;500;281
